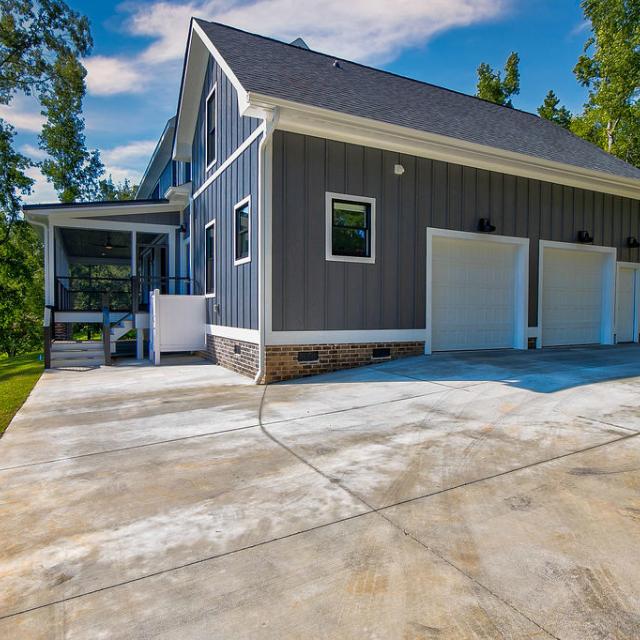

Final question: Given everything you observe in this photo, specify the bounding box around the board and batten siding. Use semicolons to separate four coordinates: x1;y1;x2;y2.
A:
191;54;262;329
271;130;640;331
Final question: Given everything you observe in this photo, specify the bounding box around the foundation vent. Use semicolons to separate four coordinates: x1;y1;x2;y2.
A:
372;347;391;359
297;350;319;363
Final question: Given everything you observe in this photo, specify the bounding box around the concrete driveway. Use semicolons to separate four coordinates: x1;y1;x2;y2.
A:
1;347;640;639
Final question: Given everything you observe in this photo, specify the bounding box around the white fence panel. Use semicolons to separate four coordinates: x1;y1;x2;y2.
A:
150;290;206;364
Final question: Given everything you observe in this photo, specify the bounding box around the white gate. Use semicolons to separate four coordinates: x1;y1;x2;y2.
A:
149;290;206;364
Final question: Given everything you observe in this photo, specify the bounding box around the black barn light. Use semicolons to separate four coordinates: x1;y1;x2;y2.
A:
627;236;640;248
577;230;593;244
478;218;496;233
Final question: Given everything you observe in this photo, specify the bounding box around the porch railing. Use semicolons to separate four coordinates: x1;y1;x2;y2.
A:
55;276;193;313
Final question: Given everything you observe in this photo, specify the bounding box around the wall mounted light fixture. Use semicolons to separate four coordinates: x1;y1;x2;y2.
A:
478;218;496;233
627;236;640;248
577;230;593;244
393;164;405;175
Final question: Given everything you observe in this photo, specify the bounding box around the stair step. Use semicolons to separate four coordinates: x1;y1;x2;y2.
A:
51;358;104;368
52;341;103;352
52;350;105;361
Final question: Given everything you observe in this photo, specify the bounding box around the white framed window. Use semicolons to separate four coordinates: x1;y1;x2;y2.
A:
233;196;251;265
325;192;376;264
204;219;216;297
205;84;217;171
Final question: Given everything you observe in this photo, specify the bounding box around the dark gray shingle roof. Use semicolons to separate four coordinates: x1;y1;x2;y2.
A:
197;20;640;181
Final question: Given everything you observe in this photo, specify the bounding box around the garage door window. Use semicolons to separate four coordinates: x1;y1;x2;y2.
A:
325;193;376;264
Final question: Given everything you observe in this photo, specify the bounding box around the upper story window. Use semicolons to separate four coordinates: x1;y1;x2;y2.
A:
206;85;217;169
234;197;251;265
205;220;216;296
325;192;376;264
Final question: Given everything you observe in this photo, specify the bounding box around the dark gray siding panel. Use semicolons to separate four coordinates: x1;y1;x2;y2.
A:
191;56;261;193
272;130;640;331
192;137;260;329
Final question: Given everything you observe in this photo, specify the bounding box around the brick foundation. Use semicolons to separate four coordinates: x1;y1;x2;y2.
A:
262;341;425;384
203;334;260;379
202;334;425;383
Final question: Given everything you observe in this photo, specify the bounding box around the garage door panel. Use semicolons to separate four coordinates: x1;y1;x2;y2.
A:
431;237;518;351
541;248;606;346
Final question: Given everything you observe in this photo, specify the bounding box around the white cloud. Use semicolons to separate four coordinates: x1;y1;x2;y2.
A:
20;143;47;161
102;165;144;185
89;0;508;95
101;140;157;167
0;100;44;132
84;55;145;96
22;167;59;205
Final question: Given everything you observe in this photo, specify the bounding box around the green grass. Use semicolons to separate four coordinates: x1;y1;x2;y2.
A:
0;352;43;436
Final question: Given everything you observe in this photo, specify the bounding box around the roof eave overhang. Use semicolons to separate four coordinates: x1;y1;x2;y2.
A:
173;20;252;163
246;92;640;201
136;118;176;199
23;200;182;222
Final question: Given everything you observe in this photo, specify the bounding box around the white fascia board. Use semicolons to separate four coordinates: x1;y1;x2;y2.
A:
206;324;260;344
246;93;640;201
173;22;251;163
25;202;182;219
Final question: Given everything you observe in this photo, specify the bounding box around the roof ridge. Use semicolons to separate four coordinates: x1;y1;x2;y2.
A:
195;18;549;123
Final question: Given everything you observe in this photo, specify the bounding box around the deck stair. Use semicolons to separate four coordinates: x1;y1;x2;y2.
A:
110;317;135;353
51;341;105;368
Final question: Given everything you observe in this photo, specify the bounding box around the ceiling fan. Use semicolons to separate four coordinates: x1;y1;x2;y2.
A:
91;234;128;251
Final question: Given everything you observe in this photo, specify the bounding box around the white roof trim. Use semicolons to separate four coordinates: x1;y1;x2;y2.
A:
173;20;250;162
247;92;640;200
24;201;181;220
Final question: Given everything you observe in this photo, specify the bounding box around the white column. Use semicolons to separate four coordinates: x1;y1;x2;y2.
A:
168;230;176;294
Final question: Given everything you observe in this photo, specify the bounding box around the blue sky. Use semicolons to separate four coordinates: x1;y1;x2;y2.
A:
4;0;591;203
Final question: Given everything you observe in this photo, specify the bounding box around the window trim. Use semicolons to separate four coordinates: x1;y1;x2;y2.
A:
204;219;216;298
233;195;251;266
205;84;217;172
325;192;376;264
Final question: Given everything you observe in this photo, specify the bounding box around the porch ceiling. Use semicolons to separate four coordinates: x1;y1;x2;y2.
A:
59;228;131;261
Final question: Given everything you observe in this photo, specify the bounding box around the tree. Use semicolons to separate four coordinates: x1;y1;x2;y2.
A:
538;90;573;128
0;222;43;356
572;0;640;158
98;176;138;201
476;52;520;107
39;53;103;202
0;0;93;222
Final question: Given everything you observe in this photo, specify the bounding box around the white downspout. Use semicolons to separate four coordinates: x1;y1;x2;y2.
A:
254;109;279;384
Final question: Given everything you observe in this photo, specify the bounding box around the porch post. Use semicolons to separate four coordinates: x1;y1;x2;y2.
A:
168;230;176;294
131;231;137;276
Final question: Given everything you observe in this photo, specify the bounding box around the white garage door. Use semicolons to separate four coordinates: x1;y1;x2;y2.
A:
431;236;520;351
541;248;607;346
616;267;637;343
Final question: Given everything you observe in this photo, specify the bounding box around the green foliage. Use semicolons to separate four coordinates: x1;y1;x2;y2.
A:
39;53;103;202
98;176;139;201
0;0;93;220
476;52;520;107
0;222;43;357
538;90;573;128
0;119;33;233
572;0;640;157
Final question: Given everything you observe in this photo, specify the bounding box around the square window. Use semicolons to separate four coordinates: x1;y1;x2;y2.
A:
234;199;250;264
327;196;375;262
205;222;215;295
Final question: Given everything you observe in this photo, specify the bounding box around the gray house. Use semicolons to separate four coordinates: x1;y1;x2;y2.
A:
26;19;640;382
